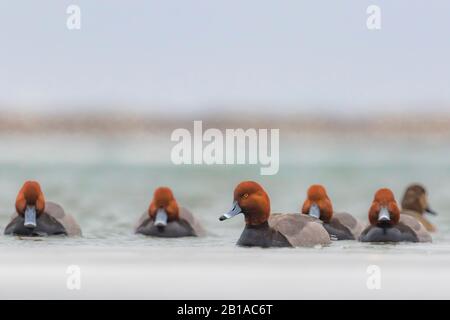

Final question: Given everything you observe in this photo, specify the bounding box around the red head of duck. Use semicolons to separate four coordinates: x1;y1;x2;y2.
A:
148;187;180;228
369;188;400;226
219;181;270;225
301;184;333;222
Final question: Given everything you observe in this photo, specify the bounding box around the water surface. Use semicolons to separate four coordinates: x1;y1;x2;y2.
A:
1;132;449;299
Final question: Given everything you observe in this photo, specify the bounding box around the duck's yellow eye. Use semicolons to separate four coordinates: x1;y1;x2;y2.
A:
242;193;249;199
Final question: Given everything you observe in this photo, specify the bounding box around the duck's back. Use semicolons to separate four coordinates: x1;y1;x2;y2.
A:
45;202;82;236
269;214;330;247
401;209;436;232
178;207;206;237
325;212;364;240
398;214;432;243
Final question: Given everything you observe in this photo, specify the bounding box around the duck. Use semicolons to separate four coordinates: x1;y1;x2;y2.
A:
301;185;364;240
4;181;82;237
134;186;205;237
401;184;437;232
219;181;330;247
359;188;431;243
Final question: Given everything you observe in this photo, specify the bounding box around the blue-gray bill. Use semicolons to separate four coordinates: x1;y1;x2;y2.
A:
308;204;321;219
24;206;37;229
154;208;168;228
378;207;391;222
219;201;242;221
425;206;437;215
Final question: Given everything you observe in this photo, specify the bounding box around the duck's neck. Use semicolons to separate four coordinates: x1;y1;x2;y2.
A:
245;221;270;229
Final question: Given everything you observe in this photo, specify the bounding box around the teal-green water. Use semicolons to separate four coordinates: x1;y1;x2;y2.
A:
1;132;449;241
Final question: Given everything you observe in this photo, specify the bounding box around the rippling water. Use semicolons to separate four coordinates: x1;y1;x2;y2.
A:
1;132;450;298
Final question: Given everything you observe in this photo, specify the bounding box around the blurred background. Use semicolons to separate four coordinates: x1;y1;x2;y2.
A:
1;0;450;113
0;0;450;299
1;0;450;231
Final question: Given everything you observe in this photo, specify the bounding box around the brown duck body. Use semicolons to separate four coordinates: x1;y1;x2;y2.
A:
135;207;205;237
236;214;331;248
4;201;82;237
360;214;431;243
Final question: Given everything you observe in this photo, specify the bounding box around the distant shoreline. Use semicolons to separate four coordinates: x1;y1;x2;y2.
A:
1;111;450;135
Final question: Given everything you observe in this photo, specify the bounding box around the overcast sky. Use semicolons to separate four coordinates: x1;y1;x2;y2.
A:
1;0;449;114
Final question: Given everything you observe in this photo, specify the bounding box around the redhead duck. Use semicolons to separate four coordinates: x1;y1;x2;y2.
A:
219;181;330;247
301;185;364;240
401;184;437;232
135;187;205;237
359;188;431;243
4;181;82;237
